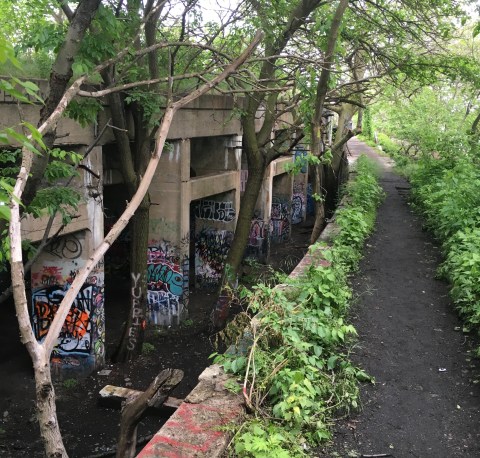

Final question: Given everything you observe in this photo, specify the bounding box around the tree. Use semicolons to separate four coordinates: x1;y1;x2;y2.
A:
2;3;263;454
216;0;326;322
309;0;350;243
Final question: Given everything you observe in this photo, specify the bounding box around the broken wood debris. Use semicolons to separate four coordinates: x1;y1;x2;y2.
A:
99;384;183;411
116;368;184;458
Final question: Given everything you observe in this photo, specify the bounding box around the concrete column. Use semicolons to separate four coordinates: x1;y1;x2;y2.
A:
147;140;187;326
292;148;309;225
30;146;104;378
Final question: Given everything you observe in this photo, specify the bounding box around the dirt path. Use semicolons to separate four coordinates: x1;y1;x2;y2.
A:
320;138;480;457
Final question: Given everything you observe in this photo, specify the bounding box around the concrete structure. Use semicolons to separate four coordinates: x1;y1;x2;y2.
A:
0;82;322;375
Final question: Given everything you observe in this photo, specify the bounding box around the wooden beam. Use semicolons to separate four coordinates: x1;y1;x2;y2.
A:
99;384;183;410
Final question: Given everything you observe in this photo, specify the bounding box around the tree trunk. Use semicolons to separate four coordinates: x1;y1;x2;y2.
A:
114;196;150;361
34;357;68;458
310;164;326;243
213;159;265;328
309;0;349;244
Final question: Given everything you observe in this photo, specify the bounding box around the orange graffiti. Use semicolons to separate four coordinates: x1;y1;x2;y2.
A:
34;301;89;340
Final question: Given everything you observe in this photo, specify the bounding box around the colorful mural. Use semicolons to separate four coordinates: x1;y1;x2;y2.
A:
146;240;187;326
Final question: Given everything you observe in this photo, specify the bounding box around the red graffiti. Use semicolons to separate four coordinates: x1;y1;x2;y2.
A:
138;403;241;457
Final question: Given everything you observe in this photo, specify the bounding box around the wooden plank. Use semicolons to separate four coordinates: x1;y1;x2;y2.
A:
99;384;183;410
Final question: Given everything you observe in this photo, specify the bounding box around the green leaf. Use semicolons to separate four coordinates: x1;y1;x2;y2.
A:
327;355;338;370
21;122;46;150
0;205;10;221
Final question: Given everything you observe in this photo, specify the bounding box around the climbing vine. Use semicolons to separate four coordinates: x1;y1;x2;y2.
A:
213;155;384;456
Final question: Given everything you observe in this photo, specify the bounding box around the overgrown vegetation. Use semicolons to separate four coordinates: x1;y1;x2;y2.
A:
406;156;480;340
213;155;384;456
373;47;480;346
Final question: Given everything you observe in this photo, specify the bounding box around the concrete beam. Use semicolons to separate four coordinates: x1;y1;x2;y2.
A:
21;203;90;242
189;171;238;201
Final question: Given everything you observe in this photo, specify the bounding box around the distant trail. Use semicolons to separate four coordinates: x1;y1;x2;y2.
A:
319;138;480;457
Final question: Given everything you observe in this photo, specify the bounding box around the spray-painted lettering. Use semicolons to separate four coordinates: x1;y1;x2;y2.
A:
32;283;103;354
127;272;144;351
47;234;83;259
271;196;290;243
195;200;236;222
292;183;306;225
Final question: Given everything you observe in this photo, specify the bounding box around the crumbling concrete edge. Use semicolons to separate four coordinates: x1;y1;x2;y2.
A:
137;364;244;458
136;188;351;457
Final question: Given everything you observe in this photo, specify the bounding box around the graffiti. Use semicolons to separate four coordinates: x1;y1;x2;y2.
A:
306;183;315;216
247;219;269;257
147;242;180;264
39;266;64;286
292;183;306;225
291;194;305;224
182;257;190;311
91;292;106;360
47;234;83;259
146;241;187;325
127;272;146;351
147;290;180;326
32;283;103;354
271;197;290;243
195;200;236;222
195;229;233;287
240;170;249;192
147;262;183;295
51;356;81;367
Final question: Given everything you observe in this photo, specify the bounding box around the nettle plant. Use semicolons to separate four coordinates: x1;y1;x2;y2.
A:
214;155;384;457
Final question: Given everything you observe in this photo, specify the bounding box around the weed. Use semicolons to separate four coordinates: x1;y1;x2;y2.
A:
62;378;78;390
182;318;194;327
142;342;155;355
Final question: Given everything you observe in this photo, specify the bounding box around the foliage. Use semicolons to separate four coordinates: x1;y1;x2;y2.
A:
404;154;480;336
0;40;84;267
142;342;155;355
233;420;306;458
362;107;373;140
215;155;383;455
62;378;78;390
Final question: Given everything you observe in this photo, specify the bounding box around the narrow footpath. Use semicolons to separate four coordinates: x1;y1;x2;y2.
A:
320;138;480;458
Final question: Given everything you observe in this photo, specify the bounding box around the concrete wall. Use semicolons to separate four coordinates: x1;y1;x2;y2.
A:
244;155;297;260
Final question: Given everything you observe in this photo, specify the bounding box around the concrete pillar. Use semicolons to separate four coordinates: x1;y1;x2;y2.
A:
30;146;104;378
292;148;309;225
147;140;188;326
271;169;293;245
